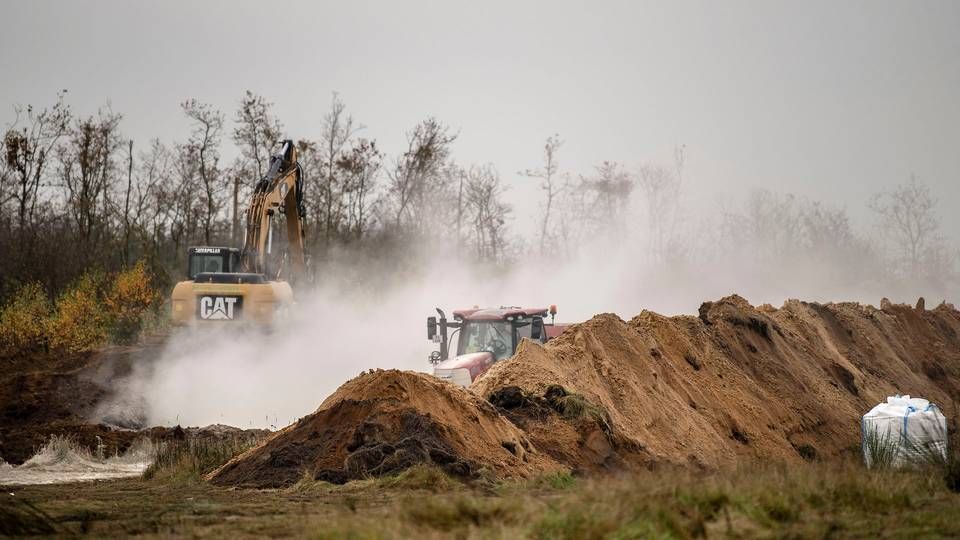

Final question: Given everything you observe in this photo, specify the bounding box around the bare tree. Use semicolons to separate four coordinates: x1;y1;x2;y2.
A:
3;92;71;247
233;91;282;180
181;99;225;245
577;161;634;236
316;93;361;242
869;175;944;277
233;91;282;242
636;163;681;263
335;138;382;239
58;108;123;261
522;135;563;255
387;118;457;233
464;164;510;260
0;140;11;212
120;139;134;264
129;139;171;260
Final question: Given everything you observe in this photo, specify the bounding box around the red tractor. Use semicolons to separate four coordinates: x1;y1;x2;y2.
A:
427;306;568;386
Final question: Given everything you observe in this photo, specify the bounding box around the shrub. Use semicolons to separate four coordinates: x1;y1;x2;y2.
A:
0;282;51;355
104;261;163;343
862;427;899;469
46;273;109;353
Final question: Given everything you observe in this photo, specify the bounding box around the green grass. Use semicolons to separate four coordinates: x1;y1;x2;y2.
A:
863;426;900;469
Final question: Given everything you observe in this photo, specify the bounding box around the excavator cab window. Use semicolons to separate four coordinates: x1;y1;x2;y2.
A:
187;247;239;279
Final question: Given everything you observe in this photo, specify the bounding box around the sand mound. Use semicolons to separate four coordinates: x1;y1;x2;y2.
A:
209;370;560;488
475;295;960;470
211;296;960;487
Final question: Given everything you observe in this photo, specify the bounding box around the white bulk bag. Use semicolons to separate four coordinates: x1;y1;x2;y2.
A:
861;395;948;468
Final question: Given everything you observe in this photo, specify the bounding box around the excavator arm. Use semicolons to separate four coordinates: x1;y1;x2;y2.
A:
240;139;307;282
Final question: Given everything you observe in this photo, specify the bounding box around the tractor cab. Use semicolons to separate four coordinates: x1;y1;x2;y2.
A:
427;306;565;387
186;247;242;279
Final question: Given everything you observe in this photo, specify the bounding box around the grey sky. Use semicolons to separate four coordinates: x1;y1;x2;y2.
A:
2;0;958;237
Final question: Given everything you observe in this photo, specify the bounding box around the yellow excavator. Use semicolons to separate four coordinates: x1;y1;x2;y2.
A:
171;139;307;325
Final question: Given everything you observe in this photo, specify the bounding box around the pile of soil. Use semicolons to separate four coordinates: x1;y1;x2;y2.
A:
475;295;960;470
208;369;562;488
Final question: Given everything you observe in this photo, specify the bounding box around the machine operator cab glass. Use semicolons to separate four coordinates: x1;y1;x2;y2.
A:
458;321;513;360
456;316;542;361
187;247;241;280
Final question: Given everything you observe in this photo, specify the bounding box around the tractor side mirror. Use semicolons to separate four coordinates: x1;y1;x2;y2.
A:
531;317;544;341
427;316;438;341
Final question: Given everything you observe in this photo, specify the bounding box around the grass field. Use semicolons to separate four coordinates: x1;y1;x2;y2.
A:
2;460;959;539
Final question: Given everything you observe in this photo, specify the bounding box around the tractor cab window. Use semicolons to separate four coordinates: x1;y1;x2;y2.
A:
516;318;533;341
458;321;513;361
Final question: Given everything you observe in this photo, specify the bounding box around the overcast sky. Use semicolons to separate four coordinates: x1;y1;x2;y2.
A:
2;0;958;237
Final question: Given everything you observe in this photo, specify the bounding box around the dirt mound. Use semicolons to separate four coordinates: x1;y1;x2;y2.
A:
209;370;561;488
475;295;960;470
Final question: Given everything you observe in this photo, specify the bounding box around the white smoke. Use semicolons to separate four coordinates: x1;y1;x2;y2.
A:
107;207;955;430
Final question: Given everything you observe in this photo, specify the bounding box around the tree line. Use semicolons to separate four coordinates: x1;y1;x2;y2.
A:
1;90;957;303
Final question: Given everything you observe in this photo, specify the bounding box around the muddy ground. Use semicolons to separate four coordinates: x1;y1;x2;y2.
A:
0;336;166;465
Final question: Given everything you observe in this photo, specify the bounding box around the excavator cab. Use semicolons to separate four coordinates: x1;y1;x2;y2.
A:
186;247;241;279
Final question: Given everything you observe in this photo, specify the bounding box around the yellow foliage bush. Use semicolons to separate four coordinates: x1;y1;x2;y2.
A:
0;282;51;355
47;273;109;354
105;261;163;343
1;261;163;355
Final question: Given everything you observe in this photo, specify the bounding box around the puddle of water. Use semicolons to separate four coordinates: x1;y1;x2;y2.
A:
0;436;156;486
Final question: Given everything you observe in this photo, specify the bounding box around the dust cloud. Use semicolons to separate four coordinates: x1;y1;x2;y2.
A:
117;220;954;430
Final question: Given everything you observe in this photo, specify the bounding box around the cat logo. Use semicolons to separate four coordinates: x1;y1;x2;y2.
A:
198;296;242;320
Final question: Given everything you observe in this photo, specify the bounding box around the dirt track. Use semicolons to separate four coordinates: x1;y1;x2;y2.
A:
209;295;960;488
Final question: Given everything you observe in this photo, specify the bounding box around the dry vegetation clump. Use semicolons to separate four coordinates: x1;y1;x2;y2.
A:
103;261;163;344
0;282;50;355
0;261;163;356
46;273;110;354
142;433;261;484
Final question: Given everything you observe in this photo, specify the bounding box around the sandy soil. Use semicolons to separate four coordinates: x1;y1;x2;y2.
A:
209;369;562;488
476;295;960;469
213;295;960;487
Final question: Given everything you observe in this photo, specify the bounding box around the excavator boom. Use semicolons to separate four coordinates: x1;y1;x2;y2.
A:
241;139;307;281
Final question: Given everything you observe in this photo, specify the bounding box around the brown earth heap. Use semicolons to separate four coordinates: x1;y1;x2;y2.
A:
475;295;960;470
211;295;960;487
209;369;562;488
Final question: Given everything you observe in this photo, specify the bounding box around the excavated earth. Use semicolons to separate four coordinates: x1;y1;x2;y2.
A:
209;370;562;488
211;295;960;488
476;295;960;470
